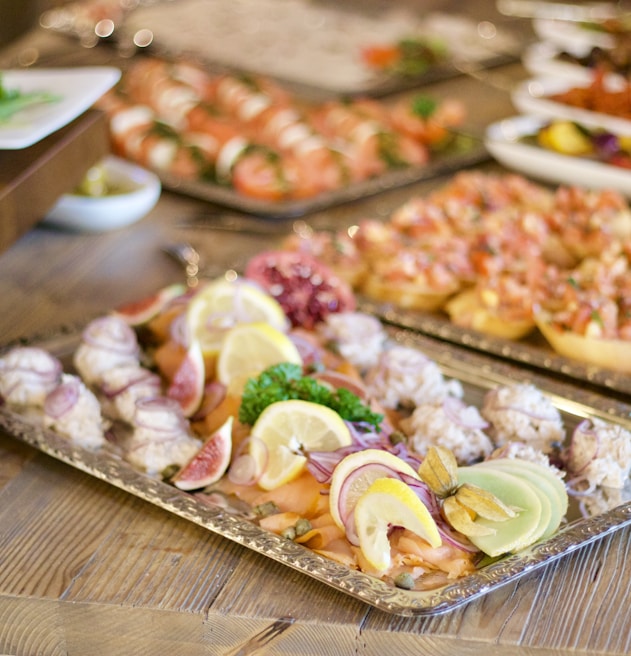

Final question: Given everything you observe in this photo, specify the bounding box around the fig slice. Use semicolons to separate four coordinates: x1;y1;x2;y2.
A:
172;416;233;491
166;338;205;417
114;283;187;326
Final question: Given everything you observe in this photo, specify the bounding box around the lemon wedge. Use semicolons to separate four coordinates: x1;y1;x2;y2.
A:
250;399;352;490
186;277;288;357
328;449;420;531
354;477;441;572
216;322;302;394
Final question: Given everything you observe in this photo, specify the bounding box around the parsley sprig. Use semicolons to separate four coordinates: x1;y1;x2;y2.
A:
238;363;383;429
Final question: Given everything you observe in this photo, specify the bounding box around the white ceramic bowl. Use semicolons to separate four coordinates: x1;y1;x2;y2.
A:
44;156;161;232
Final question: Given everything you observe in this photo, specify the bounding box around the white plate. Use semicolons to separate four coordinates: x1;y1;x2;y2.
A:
511;75;631;136
522;41;597;84
532;17;615;50
0;67;121;149
43;156;161;232
485;114;631;196
523;41;627;86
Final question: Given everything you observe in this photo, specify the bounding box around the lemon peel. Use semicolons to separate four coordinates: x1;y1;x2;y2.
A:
216;322;302;394
329;449;420;531
186;277;288;357
354;477;441;572
250;399;352;490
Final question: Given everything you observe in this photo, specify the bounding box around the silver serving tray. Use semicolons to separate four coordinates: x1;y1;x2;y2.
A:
159;140;488;218
360;297;631;398
1;324;631;616
41;2;521;98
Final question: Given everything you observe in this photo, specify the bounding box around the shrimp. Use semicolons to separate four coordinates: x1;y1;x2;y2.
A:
208;74;292;123
389;95;466;145
231;148;316;201
122;58;201;129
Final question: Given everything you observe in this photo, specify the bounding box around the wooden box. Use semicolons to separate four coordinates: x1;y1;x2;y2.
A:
0;109;110;253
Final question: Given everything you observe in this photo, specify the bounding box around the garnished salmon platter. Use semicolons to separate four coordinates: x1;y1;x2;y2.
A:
2;254;631;616
95;56;487;216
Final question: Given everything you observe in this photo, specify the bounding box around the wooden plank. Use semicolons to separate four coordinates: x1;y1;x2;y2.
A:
0;433;36;491
0;597;65;656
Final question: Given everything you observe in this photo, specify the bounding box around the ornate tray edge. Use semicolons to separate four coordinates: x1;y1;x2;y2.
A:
360;299;631;398
159;142;489;219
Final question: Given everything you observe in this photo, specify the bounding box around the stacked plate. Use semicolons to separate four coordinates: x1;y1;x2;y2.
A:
486;3;631;197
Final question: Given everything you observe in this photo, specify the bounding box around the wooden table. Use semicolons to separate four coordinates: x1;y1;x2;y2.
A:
2;5;630;655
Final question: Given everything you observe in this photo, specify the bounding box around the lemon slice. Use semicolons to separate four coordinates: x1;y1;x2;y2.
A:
186;277;288;357
216;322;302;394
250;399;352;490
354;477;442;572
329;449;420;531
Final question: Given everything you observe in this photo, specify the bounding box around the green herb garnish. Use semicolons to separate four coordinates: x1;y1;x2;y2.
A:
591;309;604;327
378;131;408;168
238;363;383;429
0;74;60;123
410;94;438;119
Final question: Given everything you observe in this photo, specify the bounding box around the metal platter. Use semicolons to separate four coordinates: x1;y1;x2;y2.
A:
1;323;630;616
41;1;522;98
159;139;488;218
359;298;631;398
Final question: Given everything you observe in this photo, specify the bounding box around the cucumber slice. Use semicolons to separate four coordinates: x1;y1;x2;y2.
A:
476;458;568;538
457;466;544;557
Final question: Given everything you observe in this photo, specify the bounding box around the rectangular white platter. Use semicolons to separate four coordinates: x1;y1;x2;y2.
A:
42;0;522;97
0;67;120;149
511;75;631;137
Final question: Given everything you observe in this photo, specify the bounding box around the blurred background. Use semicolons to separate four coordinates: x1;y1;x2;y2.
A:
0;0;49;46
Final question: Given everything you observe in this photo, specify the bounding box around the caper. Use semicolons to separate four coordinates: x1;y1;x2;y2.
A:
294;518;312;537
281;526;297;540
253;500;281;518
394;573;415;590
389;431;407;447
161;463;180;481
306;361;325;374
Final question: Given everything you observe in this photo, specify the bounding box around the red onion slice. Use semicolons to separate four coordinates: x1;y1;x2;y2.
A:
100;368;162;399
44;378;80;419
82;316;139;356
191;381;227;421
229;437;267;485
288;330;324;367
313;370;368;399
307;450;345;483
228;454;260;486
133;396;189;434
566;419;600;475
437;523;479;553
2;347;62;380
337;462;408;527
